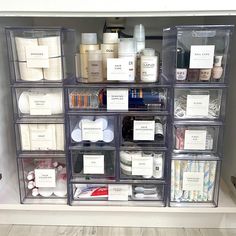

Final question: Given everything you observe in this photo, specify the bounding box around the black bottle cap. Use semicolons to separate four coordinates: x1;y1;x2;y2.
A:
176;47;186;68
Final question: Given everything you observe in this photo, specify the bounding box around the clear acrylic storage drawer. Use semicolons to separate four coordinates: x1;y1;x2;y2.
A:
174;87;225;120
68;115;116;146
162;25;234;84
71;183;166;206
18;156;67;204
119;147;166;180
170;155;220;207
5;27;75;83
67;87;168;112
70;149;116;180
173;122;223;154
120;114;168;146
16;121;65;153
13;87;64;119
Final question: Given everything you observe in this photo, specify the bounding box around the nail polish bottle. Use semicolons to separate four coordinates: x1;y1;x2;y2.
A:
185;51;199;82
199;69;212;82
212;55;223;81
176;48;187;81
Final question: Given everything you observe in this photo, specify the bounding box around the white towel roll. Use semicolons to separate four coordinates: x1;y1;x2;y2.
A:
38;36;61;58
71;126;82;142
18;91;30;113
54;179;67;197
15;37;38;61
38;187;54;197
103;125;114;143
95;116;108;130
78;116;94;129
43;58;62;81
19;62;44;81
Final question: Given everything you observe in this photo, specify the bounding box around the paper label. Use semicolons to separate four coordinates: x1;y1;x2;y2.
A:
133;120;155;141
83;155;104;174
107;88;128;110
107;58;130;81
108;184;129;201
189;45;215;69
26;46;49;68
184;130;207;150
186;95;210;117
182;172;204;191
132;156;153;176
30;128;54;150
29;94;52;115
35;169;56;188
81;120;103;141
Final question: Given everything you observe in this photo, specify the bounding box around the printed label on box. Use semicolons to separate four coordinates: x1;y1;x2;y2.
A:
133;120;155;141
182;172;204;191
184;130;207;150
132;156;153;176
107;58;130;81
189;45;215;69
81;120;103;141
186;95;210;117
107;88;128;110
30;128;54;150
26;45;49;68
29;94;52;115
35;169;56;188
83;155;104;174
108;184;129;201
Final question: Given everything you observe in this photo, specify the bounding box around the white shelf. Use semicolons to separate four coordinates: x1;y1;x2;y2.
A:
0;181;235;228
0;0;236;17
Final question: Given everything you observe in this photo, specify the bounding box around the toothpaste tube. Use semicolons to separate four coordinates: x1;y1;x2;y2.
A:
75;186;108;199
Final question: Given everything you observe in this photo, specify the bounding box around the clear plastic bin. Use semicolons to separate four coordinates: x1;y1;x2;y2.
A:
16;121;65;153
70;149;116;180
170;155;220;207
120;114;168;146
70;182;166;206
174;87;225;120
173;122;223;154
67;86;168;112
68;115;116;146
162;25;234;83
18;155;67;204
5;27;75;83
13;87;64;119
119;147;166;180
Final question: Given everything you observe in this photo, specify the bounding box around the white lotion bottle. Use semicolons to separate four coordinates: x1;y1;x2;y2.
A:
79;33;99;81
101;33;118;80
140;48;158;82
118;38;136;82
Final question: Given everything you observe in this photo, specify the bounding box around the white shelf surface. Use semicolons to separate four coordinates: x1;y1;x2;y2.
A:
1;0;236;16
0;181;235;228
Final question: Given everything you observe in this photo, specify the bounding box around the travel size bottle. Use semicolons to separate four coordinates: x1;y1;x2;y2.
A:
80;33;99;81
140;48;158;82
101;33;118;80
88;50;103;82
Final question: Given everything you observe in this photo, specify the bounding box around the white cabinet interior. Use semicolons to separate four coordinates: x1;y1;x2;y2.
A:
0;16;235;227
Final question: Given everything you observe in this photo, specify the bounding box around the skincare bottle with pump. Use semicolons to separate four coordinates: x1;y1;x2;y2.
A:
79;33;99;82
140;48;158;82
101;33;118;80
